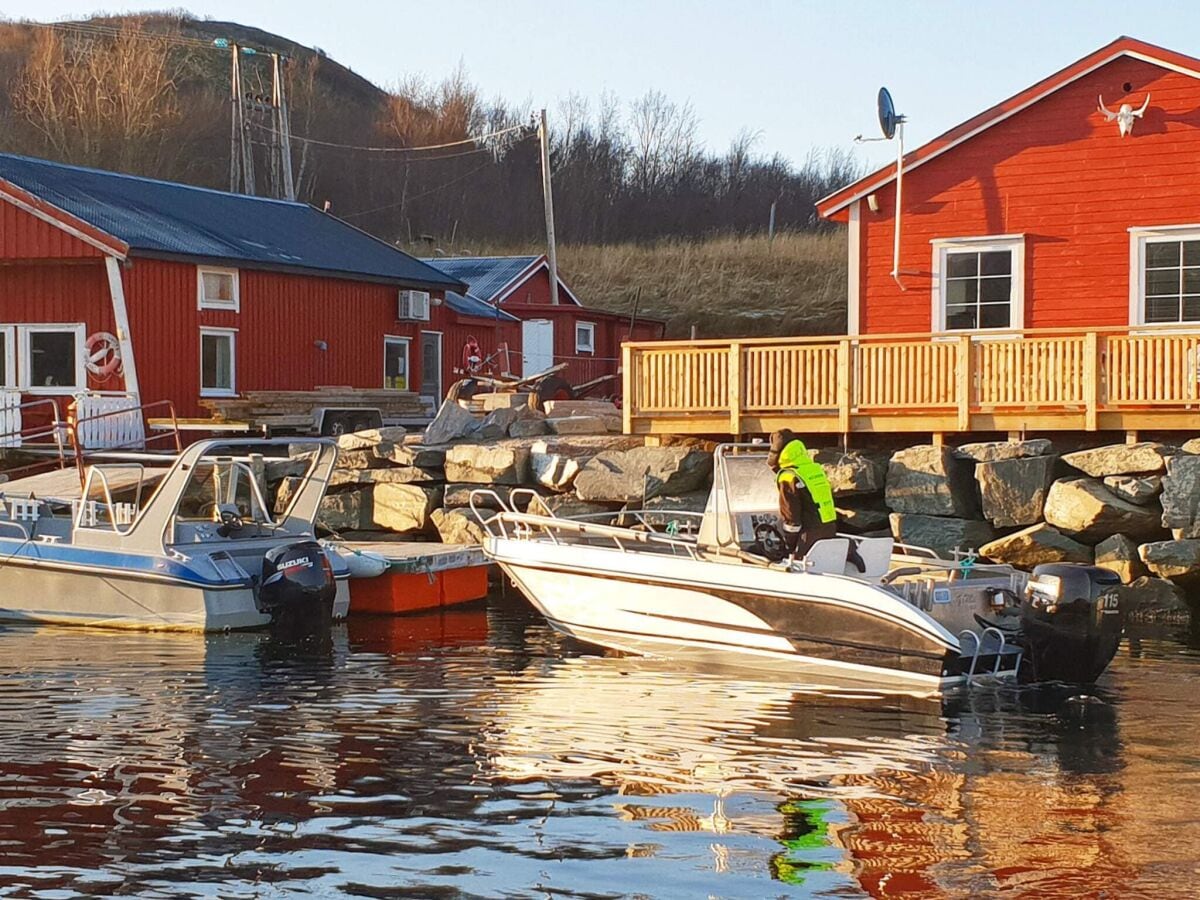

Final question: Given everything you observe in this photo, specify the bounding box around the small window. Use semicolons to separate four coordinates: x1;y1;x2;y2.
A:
200;328;236;396
19;325;85;393
1139;235;1200;324
198;267;240;311
384;336;410;390
0;327;12;389
575;321;596;354
933;236;1024;332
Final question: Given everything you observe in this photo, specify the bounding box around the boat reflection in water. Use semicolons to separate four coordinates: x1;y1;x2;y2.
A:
0;601;1190;897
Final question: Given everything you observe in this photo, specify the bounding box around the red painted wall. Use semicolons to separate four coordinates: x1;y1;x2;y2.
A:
854;56;1200;334
0;202;104;260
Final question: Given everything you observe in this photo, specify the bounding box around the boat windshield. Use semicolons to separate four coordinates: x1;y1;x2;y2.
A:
699;448;783;550
176;458;276;526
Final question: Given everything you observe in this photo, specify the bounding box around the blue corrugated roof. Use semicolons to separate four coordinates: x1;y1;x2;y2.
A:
428;256;542;302
444;290;519;322
0;153;465;291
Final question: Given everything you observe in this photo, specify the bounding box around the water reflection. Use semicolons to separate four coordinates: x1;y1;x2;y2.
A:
0;599;1194;897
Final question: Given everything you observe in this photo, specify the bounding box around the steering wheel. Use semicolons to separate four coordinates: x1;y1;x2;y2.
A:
216;505;245;538
753;522;789;562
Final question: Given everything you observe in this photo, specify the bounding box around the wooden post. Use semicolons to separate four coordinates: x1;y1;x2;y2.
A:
956;335;971;431
538;108;560;306
1083;331;1099;432
728;342;742;436
621;343;633;435
836;339;851;437
104;257;140;400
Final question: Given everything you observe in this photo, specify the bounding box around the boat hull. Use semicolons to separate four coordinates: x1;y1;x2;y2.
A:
488;538;960;691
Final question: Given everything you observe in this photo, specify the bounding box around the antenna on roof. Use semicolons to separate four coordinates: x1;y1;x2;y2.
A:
877;87;907;292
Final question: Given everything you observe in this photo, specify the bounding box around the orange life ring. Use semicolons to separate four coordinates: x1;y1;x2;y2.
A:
84;332;122;378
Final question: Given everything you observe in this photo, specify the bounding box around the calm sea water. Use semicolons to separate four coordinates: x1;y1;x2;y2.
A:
0;590;1198;899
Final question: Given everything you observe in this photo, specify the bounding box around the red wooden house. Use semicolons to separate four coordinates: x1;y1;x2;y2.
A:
0;152;515;435
428;255;665;387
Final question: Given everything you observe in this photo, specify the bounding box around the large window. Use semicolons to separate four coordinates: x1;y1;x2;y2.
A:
197;267;240;311
19;324;86;393
932;236;1024;332
384;336;410;390
1136;232;1200;324
200;328;236;396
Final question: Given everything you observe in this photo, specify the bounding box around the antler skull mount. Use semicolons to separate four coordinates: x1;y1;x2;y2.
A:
1098;93;1151;137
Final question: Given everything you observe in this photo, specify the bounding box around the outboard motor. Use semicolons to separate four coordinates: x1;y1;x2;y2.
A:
1017;563;1123;683
259;541;336;634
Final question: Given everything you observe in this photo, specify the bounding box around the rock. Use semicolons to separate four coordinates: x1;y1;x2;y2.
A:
376;443;447;468
836;502;891;534
954;439;1054;462
336;426;408;451
641;490;709;529
810;449;886;496
317;490;371;533
541;495;621;518
1160;454;1200;538
885;445;978;518
423;399;480;445
889;513;995;559
601;415;624;433
509;417;550;437
264;456;311;484
530;448;582;492
444;444;531;485
979;523;1093;567
1043;477;1164;543
431;508;487;545
443;483;550;511
1094;534;1147;584
333;447;390;470
1113;576;1191;619
976;455;1056;527
1103;475;1161;506
547;416;607;435
1061;442;1174;477
1139;540;1200;583
273;476;302;516
574;447;713;503
475;392;534;412
329;466;441;487
475;407;525;441
1181;437;1200;455
371;483;443;533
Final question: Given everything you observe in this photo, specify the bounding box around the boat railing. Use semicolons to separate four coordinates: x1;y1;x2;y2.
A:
69;400;182;487
0;398;68;479
76;464;148;535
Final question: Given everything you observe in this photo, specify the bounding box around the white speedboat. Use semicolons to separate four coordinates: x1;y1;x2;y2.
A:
0;438;350;631
473;444;1124;692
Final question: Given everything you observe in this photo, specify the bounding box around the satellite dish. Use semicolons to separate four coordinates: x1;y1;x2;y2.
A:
878;87;897;140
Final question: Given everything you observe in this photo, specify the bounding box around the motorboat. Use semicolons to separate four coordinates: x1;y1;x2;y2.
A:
0;438;350;631
473;444;1124;692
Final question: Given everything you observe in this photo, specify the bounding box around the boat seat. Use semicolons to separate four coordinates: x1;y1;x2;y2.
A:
802;538;850;574
846;536;894;579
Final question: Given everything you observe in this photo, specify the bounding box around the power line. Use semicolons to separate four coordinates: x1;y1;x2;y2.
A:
24;20;219;50
340;160;498;220
277;122;531;154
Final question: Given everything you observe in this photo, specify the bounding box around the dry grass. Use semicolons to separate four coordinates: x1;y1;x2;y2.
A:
430;230;848;339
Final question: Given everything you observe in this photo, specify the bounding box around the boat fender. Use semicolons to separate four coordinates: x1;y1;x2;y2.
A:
84;331;122;377
323;542;390;579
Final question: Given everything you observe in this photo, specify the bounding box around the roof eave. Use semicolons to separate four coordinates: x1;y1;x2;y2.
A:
0;177;129;258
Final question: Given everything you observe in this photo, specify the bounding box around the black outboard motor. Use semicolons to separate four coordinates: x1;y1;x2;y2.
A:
1018;563;1123;683
259;541;336;634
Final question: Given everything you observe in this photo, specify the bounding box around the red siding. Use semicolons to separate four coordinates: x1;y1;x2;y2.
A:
499;265;557;305
0;200;104;260
856;56;1200;333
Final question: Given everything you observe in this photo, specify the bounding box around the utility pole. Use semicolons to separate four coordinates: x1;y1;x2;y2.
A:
272;53;296;201
768;199;777;247
229;45;239;192
539;108;560;305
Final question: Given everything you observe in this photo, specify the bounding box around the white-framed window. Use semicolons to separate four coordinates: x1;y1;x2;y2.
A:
398;290;430;321
931;235;1025;332
384;335;410;390
197;266;240;311
575;321;596;354
200;327;237;396
18;324;86;393
0;327;13;389
1130;226;1200;325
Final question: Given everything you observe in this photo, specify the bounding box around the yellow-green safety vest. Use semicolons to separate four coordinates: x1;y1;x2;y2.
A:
775;441;837;525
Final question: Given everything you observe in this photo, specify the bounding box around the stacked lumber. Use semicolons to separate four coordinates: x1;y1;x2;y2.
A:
462;392;537;415
201;388;428;430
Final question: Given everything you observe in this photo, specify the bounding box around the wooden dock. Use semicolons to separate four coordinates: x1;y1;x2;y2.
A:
0;466;170;501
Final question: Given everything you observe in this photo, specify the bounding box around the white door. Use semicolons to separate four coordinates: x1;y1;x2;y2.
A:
522;319;554;376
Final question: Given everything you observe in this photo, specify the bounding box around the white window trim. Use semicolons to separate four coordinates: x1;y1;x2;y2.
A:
383;335;411;391
1128;225;1200;327
199;327;238;398
197;266;240;312
0;326;13;389
575;321;596;355
18;323;87;394
930;234;1025;333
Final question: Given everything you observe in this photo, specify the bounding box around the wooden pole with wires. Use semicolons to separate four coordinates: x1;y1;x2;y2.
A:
539;108;560;305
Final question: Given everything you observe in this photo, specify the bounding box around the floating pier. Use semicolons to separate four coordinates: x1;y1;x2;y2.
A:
337;541;492;615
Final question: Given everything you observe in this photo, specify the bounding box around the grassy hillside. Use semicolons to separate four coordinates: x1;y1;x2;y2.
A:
439;230;849;339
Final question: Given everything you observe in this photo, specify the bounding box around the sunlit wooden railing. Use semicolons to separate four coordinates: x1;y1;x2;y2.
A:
621;325;1200;435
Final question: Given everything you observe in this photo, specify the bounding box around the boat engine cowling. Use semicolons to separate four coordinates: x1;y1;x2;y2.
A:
1018;563;1123;684
259;541;336;622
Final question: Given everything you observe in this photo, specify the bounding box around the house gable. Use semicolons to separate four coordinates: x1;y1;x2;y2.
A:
0;179;127;259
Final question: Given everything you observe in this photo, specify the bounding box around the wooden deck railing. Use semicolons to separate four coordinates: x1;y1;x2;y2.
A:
621;326;1200;436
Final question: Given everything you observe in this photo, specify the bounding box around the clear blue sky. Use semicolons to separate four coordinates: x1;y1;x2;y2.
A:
4;0;1198;169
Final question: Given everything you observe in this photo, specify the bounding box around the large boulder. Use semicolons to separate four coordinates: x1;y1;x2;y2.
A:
886;445;978;517
575;447;713;503
541;494;621;518
810;449;886;496
889;513;995;559
336;426;407;451
509;417;550;438
423;400;480;445
371;483;443;533
333;447;390;470
317;489;372;533
975;455;1056;528
443;483;550;511
1061;442;1174;477
431;507;487;545
954;439;1054;463
376;443;447;469
1094;534;1147;584
1138;540;1200;583
1160;454;1200;538
444;444;531;485
1103;475;1161;507
547;416;607;435
530;448;583;492
1112;576;1191;620
641;490;709;529
979;523;1093;568
475;407;526;441
329;466;441;487
836;500;891;534
1043;478;1164;543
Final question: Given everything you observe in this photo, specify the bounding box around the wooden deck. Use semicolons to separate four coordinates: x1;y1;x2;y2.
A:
621;325;1200;437
1;466;170;501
